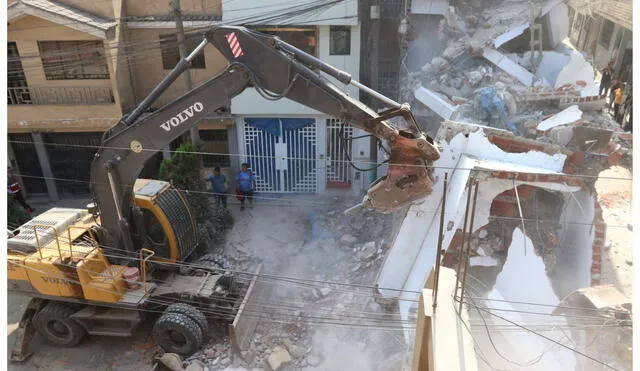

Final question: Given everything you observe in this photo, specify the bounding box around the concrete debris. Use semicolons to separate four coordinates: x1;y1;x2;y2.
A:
340;234;358;244
185;360;206;371
537;105;583;131
266;347;292;371
156;353;184;371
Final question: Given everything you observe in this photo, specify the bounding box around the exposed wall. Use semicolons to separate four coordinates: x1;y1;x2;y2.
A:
124;0;221;17
57;0;115;19
124;28;229;109
231;25;361;116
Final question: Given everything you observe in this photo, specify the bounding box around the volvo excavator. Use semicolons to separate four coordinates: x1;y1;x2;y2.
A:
7;26;440;361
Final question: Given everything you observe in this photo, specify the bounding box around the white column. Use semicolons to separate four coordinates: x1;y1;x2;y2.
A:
315;117;327;194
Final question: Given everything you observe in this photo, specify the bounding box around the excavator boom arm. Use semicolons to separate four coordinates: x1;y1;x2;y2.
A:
90;25;440;253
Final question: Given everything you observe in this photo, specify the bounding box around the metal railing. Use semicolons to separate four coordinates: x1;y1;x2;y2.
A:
8;85;115;105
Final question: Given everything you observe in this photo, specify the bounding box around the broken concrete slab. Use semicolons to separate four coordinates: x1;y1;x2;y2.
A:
266;347;291;370
414;86;459;120
483;48;547;87
412;0;449;15
493;23;529;48
555;51;598;97
537;105;583;131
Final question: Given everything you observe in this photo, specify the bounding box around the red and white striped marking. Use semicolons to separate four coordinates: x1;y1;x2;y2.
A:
225;32;244;58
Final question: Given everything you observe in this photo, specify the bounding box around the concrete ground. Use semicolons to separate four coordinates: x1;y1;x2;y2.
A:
7;192;368;370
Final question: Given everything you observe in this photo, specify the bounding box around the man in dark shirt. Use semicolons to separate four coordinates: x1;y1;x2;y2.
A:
599;63;613;97
8;167;33;213
207;167;227;208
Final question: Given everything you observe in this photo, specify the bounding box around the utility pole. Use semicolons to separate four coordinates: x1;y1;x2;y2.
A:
171;0;200;145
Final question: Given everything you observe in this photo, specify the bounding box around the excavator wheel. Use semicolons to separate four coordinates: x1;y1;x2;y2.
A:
152;312;203;356
32;302;86;347
164;303;208;336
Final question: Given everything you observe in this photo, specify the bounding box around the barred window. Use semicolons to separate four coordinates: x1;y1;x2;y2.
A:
200;130;230;167
38;41;110;80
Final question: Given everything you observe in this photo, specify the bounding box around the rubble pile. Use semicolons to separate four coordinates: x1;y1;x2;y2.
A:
403;0;631;139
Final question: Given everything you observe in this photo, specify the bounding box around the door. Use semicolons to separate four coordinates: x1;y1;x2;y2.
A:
326;119;352;188
243;118;317;193
8;134;47;195
43;132;103;197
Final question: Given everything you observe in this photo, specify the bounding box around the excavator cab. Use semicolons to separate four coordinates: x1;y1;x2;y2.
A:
131;179;198;263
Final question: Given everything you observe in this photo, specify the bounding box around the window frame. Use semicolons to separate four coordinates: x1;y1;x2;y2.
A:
599;19;615;49
160;33;207;70
252;26;318;56
329;26;351;56
38;40;110;80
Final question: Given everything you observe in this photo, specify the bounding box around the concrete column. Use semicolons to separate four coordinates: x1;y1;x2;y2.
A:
315;118;327;194
31;132;59;201
227;124;239;172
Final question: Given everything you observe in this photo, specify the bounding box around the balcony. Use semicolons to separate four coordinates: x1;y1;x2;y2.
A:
8;86;115;105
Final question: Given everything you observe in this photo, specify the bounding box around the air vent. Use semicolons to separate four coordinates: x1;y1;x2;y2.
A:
9;208;88;253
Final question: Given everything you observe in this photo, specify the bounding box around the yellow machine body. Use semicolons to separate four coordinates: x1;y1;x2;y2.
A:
7;179;198;304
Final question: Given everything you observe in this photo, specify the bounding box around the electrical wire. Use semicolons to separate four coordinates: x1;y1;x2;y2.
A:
6;139;634;182
466;302;618;370
12;172;634;230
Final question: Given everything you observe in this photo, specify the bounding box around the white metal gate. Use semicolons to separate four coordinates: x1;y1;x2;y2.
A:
326;119;352;187
243;120;317;193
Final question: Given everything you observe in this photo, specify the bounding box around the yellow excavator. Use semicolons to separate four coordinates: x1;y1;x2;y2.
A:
7;25;440;361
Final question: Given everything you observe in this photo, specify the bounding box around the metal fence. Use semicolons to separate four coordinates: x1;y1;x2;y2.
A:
8;86;114;105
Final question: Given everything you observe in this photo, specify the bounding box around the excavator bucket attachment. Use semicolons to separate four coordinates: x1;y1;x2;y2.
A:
10;298;44;362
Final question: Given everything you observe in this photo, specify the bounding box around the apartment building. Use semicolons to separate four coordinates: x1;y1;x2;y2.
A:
8;0;230;201
8;0;368;200
567;0;632;80
222;0;365;194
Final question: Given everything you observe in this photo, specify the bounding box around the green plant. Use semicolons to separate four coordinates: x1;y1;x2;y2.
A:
158;143;233;249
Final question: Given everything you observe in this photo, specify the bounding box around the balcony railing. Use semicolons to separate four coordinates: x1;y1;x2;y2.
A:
8;86;115;105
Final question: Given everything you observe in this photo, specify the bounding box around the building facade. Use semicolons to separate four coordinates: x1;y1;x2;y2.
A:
567;0;632;81
8;0;367;200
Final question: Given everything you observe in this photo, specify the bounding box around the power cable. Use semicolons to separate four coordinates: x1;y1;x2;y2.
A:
6;139;634;182
12;172;634;230
467;302;618;370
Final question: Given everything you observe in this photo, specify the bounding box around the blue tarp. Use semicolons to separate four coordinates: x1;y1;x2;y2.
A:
245;118;315;137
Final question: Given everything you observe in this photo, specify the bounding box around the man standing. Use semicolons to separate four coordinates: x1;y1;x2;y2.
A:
207;167;227;208
608;77;622;111
8;167;33;213
599;63;613;97
235;163;255;211
613;84;625;123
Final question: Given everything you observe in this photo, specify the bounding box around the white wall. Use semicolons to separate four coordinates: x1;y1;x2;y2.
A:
230;25;361;116
222;0;358;25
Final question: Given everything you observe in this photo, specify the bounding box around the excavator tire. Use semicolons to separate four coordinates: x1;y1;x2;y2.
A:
32;302;86;347
152;312;203;356
165;303;209;336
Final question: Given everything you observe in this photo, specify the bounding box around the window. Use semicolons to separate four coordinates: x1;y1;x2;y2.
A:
200;130;230;167
330;26;351;55
254;27;317;56
38;41;110;80
160;34;206;69
600;19;615;49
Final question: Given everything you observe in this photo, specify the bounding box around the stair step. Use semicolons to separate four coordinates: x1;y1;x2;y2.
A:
71;306;141;322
